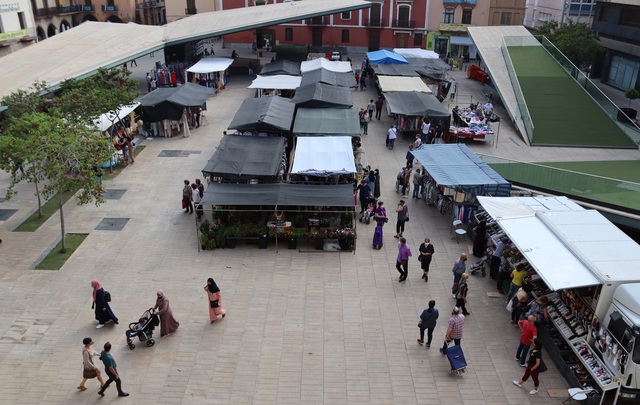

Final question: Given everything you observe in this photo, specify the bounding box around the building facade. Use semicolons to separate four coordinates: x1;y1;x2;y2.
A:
165;0;220;22
522;0;595;29
0;0;37;56
592;0;640;91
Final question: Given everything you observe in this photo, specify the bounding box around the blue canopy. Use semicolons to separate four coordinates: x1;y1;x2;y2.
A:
366;49;408;65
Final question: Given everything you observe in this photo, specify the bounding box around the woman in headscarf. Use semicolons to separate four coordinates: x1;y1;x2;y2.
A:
153;290;180;337
204;278;227;324
91;279;118;329
472;220;487;258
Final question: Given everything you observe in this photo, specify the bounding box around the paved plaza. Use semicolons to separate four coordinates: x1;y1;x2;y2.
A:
0;49;637;404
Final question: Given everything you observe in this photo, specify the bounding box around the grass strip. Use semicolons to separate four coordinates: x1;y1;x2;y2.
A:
35;233;88;270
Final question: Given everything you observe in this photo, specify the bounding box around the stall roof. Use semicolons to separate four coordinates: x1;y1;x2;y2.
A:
477;196;640;287
300;58;352;73
93;103;140;132
384;91;450;119
377;76;432;93
138;83;216;107
259;60;301;76
371;64;420;77
201;135;286;181
200;183;354;207
293;108;360;136
248;75;302;90
228;96;295;133
393;48;440;59
291;136;357;175
292;82;353;108
411;144;511;196
366;49;408;64
300;68;357;87
186;58;234;73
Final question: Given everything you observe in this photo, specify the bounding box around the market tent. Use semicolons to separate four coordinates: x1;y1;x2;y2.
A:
201;135;286;182
228;96;295;133
366;49;408;64
186;58;234;73
411;144;511;196
384;91;450;119
200;183;354;207
260;60;301;76
406;58;450;81
94;103;140;132
377;76;432;93
138;83;216;121
248;75;302;90
292;108;360;136
300;68;357;87
371;64;420;77
477;196;640;288
393;48;440;59
300;58;352;73
292;82;353;108
291;136;356;175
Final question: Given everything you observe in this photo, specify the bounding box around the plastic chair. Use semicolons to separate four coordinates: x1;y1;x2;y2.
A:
562;388;594;404
451;220;467;243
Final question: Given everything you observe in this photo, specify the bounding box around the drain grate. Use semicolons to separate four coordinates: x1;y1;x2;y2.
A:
95;218;130;231
0;209;18;221
103;189;127;200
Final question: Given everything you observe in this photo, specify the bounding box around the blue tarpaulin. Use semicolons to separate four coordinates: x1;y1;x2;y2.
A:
366;49;408;65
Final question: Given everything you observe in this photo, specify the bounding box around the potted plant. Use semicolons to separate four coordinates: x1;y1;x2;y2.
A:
619;88;639;123
308;230;324;250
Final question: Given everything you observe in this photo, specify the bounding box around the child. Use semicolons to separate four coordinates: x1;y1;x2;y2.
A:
361;202;375;224
126;318;147;338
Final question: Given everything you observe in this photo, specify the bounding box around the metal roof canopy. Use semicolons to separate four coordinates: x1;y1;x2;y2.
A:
0;0;371;99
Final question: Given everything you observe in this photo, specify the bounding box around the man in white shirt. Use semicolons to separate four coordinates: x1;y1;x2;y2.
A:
483;101;493;116
421;118;431;143
387;125;397;150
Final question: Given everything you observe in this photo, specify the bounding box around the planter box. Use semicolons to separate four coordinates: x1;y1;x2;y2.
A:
288;238;297;250
618;107;637;124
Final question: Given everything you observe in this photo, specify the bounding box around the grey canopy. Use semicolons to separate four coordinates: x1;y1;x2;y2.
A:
260;60;301;76
293;108;360;136
405;58;449;81
371;64;420;77
300;68;357;87
384;91;451;119
138;83;216;121
292;82;353;109
228;96;295;133
200;183;355;207
201;135;286;181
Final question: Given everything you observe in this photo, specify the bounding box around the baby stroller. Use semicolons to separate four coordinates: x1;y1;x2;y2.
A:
359;202;375;224
443;341;467;376
470;246;493;277
126;308;160;350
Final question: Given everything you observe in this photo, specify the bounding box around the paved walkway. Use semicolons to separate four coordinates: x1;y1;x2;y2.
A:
0;47;635;404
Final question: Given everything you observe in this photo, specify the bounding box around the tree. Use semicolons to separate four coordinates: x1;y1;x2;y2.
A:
537;20;604;69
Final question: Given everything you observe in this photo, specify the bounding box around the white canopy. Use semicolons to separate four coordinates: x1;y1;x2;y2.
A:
378;76;432;93
187;58;234;74
291;136;356;176
248;75;302;90
93;103;140;132
477;196;640;289
393;48;440;59
300;58;353;73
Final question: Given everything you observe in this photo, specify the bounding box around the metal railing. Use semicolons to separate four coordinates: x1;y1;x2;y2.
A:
305;16;328;26
392;19;415;28
363;18;386;27
501;36;536;143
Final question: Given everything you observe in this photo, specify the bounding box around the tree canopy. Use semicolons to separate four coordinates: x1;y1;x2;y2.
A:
537;20;604;68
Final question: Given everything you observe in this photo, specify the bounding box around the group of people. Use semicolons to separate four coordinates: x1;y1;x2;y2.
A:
182;178;205;220
354;58;373;91
81;277;226;397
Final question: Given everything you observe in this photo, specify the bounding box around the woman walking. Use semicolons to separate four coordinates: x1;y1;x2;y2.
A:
419;238;435;282
204;278;226;323
78;337;104;391
154;290;180;337
513;340;545;395
456;273;471;315
91;280;118;329
417;300;439;348
373;201;387;249
182;179;193;214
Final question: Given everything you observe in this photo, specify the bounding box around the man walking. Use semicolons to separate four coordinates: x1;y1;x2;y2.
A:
395;237;412;282
456;273;471;315
418;300;439;348
98;342;129;397
374;96;384;120
367;99;375;122
440;307;465;354
394;199;408;239
451;253;467;298
387;125;397;149
516;315;538;367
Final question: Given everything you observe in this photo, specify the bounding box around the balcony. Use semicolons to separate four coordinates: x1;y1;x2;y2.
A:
81;5;94;11
102;5;118;11
185;7;197;15
305;16;328;26
59;5;79;13
364;18;386;27
392;19;415;29
34;8;49;17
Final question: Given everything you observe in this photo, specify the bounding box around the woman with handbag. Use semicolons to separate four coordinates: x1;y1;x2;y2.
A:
204;278;226;324
91;279;118;329
513;340;546;395
78;337;104;391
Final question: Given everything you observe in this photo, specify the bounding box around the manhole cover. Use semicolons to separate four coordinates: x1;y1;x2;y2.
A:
95;218;130;231
103;189;127;200
0;209;18;221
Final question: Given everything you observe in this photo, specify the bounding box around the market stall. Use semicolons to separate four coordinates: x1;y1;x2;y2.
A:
227;96;295;135
448;105;496;142
186;57;234;88
259;60;301;76
377;76;433;94
248;75;301;97
383;91;450;134
371;64;420;77
300;68;357;88
300;58;352;74
292;108;360;137
393;48;440;59
292;82;353;109
289;136;357;182
366;49;408;65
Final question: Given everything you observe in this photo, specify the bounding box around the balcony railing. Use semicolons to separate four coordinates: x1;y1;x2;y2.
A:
34;8;49;17
392;19;415;28
81;5;94;11
364;18;386;27
102;5;118;11
59;5;79;13
185;7;197;15
306;16;328;26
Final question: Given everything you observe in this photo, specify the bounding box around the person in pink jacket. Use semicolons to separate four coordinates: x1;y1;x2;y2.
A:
204;278;226;323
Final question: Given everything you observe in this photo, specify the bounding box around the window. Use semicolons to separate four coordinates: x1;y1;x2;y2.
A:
370;2;381;24
341;29;349;43
285;27;293;41
500;12;512;25
414;33;423;46
620;8;640;28
18;12;27;30
461;9;472;24
341;11;351;20
598;6;609;22
444;8;455;24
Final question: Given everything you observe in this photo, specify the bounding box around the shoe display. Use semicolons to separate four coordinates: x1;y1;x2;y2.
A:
512;381;522;388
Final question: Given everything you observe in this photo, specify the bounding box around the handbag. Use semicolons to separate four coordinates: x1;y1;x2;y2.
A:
83;368;97;379
209;300;219;308
405;216;410;222
537;359;548;373
451;283;459;294
182;200;186;209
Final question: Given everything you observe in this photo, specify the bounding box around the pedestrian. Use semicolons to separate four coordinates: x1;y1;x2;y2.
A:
191;183;202;221
97;342;129;397
506;263;529;303
472;220;487;259
154;289;180;337
450;81;457;100
489;237;510;279
195;178;205;199
91;279;118;329
363;110;369;135
456;273;471;315
395;237;412;282
366;168;376;197
264;38;270;51
204;277;227;323
451;253;467;298
125;133;135;164
513;340;545;395
418;300;439;348
359;70;367;90
412;168;423;199
130;59;137;67
374;96;384;120
353;141;364;173
372;201;387;249
516;315;538;367
496;250;511;294
146;72;151;92
150;77;157;92
182;110;191;138
510;283;533;324
418;238;434;282
194;106;202;128
421;118;431;142
356;179;373;214
394;199;408;239
358;108;366;133
440;306;465;354
526;295;549;322
401;166;411;197
182;179;193;214
387;125;397;149
367;99;375;121
78;337;104;391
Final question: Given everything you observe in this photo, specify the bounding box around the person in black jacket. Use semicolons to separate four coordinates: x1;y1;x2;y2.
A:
417;300;439;348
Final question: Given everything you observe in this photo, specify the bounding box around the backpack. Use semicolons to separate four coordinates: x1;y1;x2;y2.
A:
104;290;111;302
